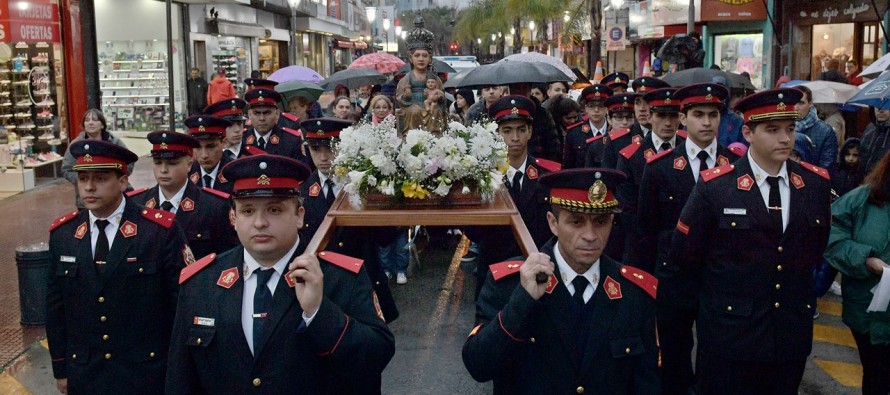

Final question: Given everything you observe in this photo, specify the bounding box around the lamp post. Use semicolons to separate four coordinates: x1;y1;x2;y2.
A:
365;7;376;52
287;0;302;66
529;20;536;52
395;25;402;55
383;18;391;54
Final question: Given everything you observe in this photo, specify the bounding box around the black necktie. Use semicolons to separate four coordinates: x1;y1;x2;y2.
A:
203;174;213;189
160;201;175;212
660;142;672;152
572;276;589;306
324;179;335;206
257;136;266;150
697;150;710;176
94;219;110;274
510;171;523;199
224;149;236;161
766;176;783;233
253;269;275;351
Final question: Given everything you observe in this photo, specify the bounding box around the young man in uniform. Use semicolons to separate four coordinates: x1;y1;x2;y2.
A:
601;77;670;169
463;168;659;394
185;115;234;194
617;87;685;272
127;131;238;259
638;83;739;395
244;78;305;137
242;88;309;164
585;92;635;168
47;140;189;394
205;98;248;161
671;88;832;394
167;154;395;393
563;84;613;168
601;71;630;94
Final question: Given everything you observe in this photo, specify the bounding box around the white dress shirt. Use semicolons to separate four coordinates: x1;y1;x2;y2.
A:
226;143;242;158
553;241;601;303
685;139;718;182
318;172;342;199
506;157;529;189
589;119;608;137
651;133;677;152
158;182;188;214
89;198;126;256
254;130;273;143
241;239;303;355
200;161;222;189
748;153;791;231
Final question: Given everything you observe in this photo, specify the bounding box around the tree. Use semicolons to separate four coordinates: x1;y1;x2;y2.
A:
453;0;573;53
398;7;459;56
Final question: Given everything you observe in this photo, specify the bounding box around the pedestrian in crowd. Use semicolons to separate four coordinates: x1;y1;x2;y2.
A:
545;81;570;105
794;85;839;172
585;93;635;168
671;88;832;394
367;95;395;124
334;84;350;100
716;84;747;149
860;106;890;175
818;58;850;84
548;94;580;147
126;130;238;259
521;86;563;164
186;68;208;115
329;96;355;122
205;98;248;161
452;88;475;124
466;85;507;124
833;137;864;197
638;83;739;395
846;59;864;86
61;108;134;210
529;83;547;104
47;140;189;395
601;71;630;94
825;150;890;395
285;95;313;125
242;88;308;164
463;168;659;394
816;103;846;146
185;115;235;194
166;154;395;393
206;68;236;105
563;84;612;169
601;77;670;169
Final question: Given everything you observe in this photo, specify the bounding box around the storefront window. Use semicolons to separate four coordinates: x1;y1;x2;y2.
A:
211;36;252;96
258;40;281;78
811;24;854;77
713;33;763;89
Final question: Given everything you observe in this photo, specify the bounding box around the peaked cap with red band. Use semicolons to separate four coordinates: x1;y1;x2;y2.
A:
69;140;138;173
735;88;802;124
489;95;536;123
204;98;248;121
602;72;630;90
301;117;352;146
642;87;680;113
148;130;199;158
221;154;311;198
244;88;282;107
184;115;232;140
631;77;670;95
539;168;626;214
673;83;729;112
244;78;279;91
605;93;636;114
580;84;614;103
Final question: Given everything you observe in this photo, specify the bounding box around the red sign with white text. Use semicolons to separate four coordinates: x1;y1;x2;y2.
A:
0;1;61;43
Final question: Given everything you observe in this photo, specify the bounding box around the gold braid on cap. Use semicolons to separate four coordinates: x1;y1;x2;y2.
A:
549;197;621;214
748;111;800;122
73;163;123;171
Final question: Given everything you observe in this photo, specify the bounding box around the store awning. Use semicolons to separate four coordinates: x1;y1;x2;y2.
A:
210;19;266;38
353;41;368;49
336;40;354;49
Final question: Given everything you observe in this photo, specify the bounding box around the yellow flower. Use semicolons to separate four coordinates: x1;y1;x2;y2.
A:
334;166;348;177
401;182;430;199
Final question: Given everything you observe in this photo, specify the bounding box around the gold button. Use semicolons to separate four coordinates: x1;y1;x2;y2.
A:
731;222;736;227
102;334;109;341
777;246;784;252
150;352;155;358
774;303;780;308
662;262;668;266
138;268;144;273
339;242;344;247
576;386;585;394
530;337;536;343
625;347;631;354
105;353;111;360
777;265;783;271
816;219;821;225
668;196;673;200
71;354;77;359
253;378;262;387
197;338;202;345
775;284;781;290
726;306;733;312
98;296;105;303
197;233;202;238
64;270;69;275
100;316;107;322
807;304;812;309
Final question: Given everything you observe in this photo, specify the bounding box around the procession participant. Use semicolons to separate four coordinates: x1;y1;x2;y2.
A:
167;154;395;394
184;115;234;194
585;93;635;168
638;83;738;395
671;88;832;394
463;168;659;394
127;131;238;259
601;71;630;94
468;95;560;299
601;77;670;169
47;140;189;395
563;84;613;169
242;88;309;165
245;78;306;138
617;87;684;272
205;98;248;161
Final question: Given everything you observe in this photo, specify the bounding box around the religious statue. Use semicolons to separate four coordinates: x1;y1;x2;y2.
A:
396;15;447;134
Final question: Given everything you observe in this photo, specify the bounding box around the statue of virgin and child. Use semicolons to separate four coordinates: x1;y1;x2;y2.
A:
395;16;448;135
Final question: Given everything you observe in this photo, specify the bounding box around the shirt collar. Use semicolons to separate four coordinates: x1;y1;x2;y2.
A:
89;197;126;228
159;182;188;209
242;237;301;279
506;157;529;181
685;138;718;160
588;119;608;135
201;161;221;180
228;142;242;156
747;152;788;186
553;241;601;289
254;129;273;139
651;133;676;149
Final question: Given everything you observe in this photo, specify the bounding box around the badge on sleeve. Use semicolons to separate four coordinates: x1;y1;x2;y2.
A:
120;221;137;238
673;157;687;170
603;276;622;300
372;291;385;321
75;222;87;239
217;267;240;288
737;174;754;191
791;172;805;189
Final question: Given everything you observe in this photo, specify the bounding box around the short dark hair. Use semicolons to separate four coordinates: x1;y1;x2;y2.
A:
795;86;813;103
82;108;108;135
549;94;581;122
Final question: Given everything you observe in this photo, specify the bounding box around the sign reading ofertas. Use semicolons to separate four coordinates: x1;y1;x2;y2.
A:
0;1;61;43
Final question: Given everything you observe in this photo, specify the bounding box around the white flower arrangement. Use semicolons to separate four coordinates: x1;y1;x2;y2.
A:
333;116;508;208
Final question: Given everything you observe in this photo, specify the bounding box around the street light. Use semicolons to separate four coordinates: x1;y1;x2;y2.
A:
287;0;303;66
365;7;376;22
383;18;391;53
528;21;536;51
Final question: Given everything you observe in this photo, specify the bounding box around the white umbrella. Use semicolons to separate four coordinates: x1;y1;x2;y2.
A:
499;52;576;81
859;52;890;78
799;80;860;104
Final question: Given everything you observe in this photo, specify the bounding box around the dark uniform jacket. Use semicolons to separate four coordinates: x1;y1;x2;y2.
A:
242;125;308;164
166;246;396;394
300;171;399;323
563;120;607;169
47;202;188;395
463;239;660;394
638;145;738;309
188;156;234;195
670;158;832;362
127;183;238;259
602;123;646;169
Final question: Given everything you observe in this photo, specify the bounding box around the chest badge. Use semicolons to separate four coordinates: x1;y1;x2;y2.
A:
270;135;280;145
75;222;87;239
673;157;687;170
246;135;256;145
632;135;643;144
145;198;156;209
737;174;754;191
544;274;558;294
717;155;730;166
581;124;591;133
120;221;137;238
644;149;655;159
217;267;240;288
791;172;805;189
180;198;195;212
604;276;622;300
309;182;321;197
189;173;200;184
526;166;538;180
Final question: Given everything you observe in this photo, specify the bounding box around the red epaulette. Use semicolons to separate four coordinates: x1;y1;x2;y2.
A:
280;112;299;122
319;251;363;274
700;164;735;182
799;161;831;180
728;145;746;157
619;142;642;159
141;207;175;229
282;127;302;138
586;134;605;144
202;187;231;200
489;260;523;281
49;211;80;232
676;129;688;139
645;148;673;164
566;120;585;130
534;158;562;172
620;265;658;299
179;253;216;285
244;145;268;156
125;188;148;198
608;128;631;141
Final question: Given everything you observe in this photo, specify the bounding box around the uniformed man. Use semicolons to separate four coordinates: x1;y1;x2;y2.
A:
184;115;234;194
242;88;309;164
585;92;635;168
637;83;739;395
167;154;395;394
204;98;248;161
47;140;190;394
563;84;612;169
463;168;660;394
468;95;560;299
601;71;630;94
670;88;832;394
617;87;685;272
245;78;304;137
601;77;670;169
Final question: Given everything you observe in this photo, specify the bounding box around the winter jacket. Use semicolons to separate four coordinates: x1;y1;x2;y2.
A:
206;76;236;105
860;121;890;175
796;107;839;172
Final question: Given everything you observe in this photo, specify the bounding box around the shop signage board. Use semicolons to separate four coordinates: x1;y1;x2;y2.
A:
651;0;701;26
0;0;61;43
792;0;886;24
628;1;665;40
607;26;627;51
701;0;766;21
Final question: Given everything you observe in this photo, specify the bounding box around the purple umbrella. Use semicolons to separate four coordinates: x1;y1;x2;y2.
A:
268;66;324;84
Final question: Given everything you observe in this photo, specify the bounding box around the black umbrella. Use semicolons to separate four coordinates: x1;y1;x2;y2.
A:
661;68;733;88
320;68;386;90
443;70;469;89
727;72;756;91
455;62;574;89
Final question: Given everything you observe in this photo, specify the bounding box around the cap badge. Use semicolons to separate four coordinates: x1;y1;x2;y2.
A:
776;102;787;111
511;107;519;115
705;94;713;101
198;125;206;132
664;98;671;104
159;143;168;150
83;154;93;163
257;174;271;186
230;105;237;112
258;96;265;102
588;180;607;203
